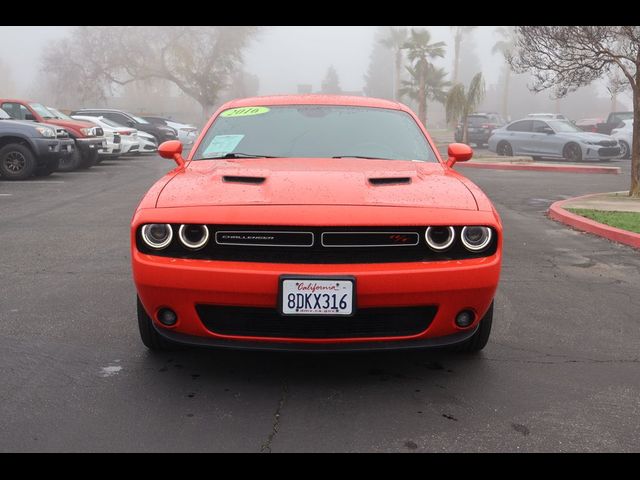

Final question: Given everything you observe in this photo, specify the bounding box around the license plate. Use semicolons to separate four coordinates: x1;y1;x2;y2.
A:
279;277;355;316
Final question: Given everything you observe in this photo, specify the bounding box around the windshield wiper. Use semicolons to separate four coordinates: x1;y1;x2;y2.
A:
332;155;394;160
203;153;278;160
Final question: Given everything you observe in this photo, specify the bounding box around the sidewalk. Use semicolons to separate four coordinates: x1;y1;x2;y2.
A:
549;193;640;249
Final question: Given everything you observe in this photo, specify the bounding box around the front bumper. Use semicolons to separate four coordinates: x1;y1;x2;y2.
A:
133;251;501;348
31;138;74;166
75;137;107;156
582;144;621;160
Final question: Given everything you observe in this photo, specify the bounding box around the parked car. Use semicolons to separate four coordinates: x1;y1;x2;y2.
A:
0;108;74;180
596;112;634;135
71;109;177;144
454;113;506;147
142;116;199;146
488;118;621;162
611;119;633;159
527;113;570;121
575;118;605;133
71;115;141;157
132;95;502;353
136;130;159;154
0;100;105;171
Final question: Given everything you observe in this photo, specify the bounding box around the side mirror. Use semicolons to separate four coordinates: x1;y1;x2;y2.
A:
543;127;555;135
25;113;36;121
447;143;473;168
158;140;186;169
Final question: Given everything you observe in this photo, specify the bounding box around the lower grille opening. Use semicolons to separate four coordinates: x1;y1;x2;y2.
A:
196;305;438;339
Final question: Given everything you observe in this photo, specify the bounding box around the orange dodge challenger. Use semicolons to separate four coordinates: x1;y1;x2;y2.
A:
131;96;502;352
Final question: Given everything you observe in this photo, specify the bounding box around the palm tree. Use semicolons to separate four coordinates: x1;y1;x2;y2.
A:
380;27;409;101
401;28;446;126
492;26;517;119
450;26;477;84
399;65;450;123
446;73;486;145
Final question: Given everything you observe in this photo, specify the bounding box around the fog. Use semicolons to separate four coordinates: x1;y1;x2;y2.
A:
0;25;630;126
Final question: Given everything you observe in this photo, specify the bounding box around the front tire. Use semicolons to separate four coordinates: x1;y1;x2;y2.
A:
57;148;82;172
137;297;178;351
454;302;494;353
0;143;36;180
619;141;631;160
563;143;583;162
497;141;513;157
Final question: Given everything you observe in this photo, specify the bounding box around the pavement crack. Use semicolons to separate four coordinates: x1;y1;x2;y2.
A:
260;383;288;453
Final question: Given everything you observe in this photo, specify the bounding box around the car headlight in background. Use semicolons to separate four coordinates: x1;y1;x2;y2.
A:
461;227;493;252
425;226;455;251
141;224;173;250
80;127;96;137
178;225;210;250
35;126;56;138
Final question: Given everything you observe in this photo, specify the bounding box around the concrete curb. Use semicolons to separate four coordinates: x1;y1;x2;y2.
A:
549;194;640;249
458;162;621;175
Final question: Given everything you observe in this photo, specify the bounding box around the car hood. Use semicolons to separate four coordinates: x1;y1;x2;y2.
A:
560;132;616;143
45;118;97;130
156;158;479;210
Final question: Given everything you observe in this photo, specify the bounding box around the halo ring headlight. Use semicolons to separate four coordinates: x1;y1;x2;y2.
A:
178;224;210;250
461;226;493;252
141;224;173;250
425;226;456;251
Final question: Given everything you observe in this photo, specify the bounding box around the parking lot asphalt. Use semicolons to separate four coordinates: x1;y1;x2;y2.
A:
1;155;639;452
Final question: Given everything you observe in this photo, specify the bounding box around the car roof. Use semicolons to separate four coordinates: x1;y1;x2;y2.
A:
221;95;405;111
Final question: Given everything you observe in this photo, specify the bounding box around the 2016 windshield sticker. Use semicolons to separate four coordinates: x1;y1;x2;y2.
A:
203;135;245;157
220;107;270;118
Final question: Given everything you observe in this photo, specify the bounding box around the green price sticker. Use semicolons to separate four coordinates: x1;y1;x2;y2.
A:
221;107;270;118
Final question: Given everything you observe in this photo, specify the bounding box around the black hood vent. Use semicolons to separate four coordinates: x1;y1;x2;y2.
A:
223;176;266;185
369;177;412;186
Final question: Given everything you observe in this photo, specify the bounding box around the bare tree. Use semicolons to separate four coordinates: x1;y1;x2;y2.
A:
41;26;259;119
509;26;640;197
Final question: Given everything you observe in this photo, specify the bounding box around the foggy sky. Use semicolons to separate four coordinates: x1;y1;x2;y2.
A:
1;26;505;96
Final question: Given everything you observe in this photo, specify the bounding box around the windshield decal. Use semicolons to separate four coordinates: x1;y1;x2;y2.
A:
220;107;270;118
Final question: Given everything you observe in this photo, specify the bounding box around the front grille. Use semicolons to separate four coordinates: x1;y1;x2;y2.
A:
113;135;122;144
197;305;438;339
599;147;621;157
598;141;618;147
137;226;498;264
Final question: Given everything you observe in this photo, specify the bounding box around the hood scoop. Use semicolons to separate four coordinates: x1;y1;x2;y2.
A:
223;175;266;185
369;177;412;186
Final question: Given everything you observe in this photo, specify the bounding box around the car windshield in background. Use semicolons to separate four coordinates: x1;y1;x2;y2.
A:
548;120;583;133
0;108;11;120
193;106;437;162
29;103;56;119
130;114;149;124
101;117;126;128
611;113;634;123
468;116;489;127
48;108;73;121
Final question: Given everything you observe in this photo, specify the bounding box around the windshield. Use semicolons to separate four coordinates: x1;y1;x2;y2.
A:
193;106;437;162
611;112;634;123
548;120;583;133
47;107;73;121
468;116;489;126
29;103;56;119
129;114;149;124
0;108;10;120
100;117;127;128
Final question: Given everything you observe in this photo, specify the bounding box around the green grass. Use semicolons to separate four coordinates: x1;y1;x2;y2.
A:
567;209;640;234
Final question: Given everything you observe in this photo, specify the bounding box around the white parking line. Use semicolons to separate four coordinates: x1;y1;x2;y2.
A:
0;181;66;184
0;194;12;197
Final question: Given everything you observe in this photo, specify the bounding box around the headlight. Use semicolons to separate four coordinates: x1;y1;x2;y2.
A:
35;126;56;138
141;224;173;250
80;127;96;137
425;226;455;251
461;227;493;252
178;224;210;250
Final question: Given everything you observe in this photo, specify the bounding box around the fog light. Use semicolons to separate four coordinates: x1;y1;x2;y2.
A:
455;310;475;328
158;308;178;327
